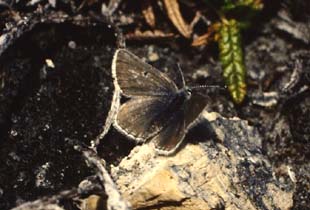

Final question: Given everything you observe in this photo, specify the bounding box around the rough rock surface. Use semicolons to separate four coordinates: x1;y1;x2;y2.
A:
111;111;294;210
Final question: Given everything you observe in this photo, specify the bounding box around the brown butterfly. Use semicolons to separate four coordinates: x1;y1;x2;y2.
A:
112;49;207;155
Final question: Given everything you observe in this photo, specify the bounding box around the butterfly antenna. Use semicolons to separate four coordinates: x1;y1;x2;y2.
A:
190;85;226;90
177;63;186;87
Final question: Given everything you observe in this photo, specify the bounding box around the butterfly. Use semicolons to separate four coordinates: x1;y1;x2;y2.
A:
112;49;207;155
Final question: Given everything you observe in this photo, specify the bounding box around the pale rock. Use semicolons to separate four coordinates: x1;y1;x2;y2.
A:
111;111;294;209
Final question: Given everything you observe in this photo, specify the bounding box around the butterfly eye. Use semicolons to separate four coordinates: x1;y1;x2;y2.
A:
143;71;149;77
185;88;192;99
187;88;192;95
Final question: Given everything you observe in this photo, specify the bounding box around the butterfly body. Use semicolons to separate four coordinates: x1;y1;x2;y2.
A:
112;49;206;155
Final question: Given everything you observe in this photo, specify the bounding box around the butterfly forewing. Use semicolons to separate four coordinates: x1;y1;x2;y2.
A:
184;92;207;127
112;49;178;97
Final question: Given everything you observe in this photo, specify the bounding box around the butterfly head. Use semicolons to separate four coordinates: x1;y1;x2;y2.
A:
184;87;193;99
177;86;192;100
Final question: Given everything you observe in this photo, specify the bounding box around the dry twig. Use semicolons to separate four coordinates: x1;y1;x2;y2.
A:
192;24;217;46
163;0;192;38
11;189;78;210
142;0;156;28
73;142;130;210
125;29;175;40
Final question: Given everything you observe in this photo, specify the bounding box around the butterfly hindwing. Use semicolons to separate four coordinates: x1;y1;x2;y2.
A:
115;96;175;141
152;93;206;154
152;108;186;154
115;88;193;145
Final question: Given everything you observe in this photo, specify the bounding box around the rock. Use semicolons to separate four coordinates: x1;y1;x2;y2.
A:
81;195;105;210
111;111;294;210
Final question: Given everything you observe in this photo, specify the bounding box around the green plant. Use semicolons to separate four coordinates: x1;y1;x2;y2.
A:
204;0;263;103
218;18;246;104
